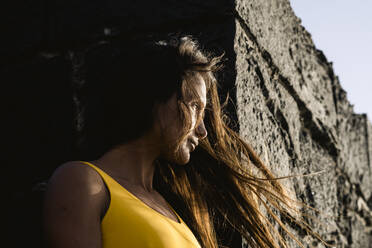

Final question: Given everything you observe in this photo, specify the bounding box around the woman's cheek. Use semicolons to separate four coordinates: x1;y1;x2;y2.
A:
190;109;198;129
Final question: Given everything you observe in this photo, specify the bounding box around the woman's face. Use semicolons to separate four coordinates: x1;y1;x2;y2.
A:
155;74;208;165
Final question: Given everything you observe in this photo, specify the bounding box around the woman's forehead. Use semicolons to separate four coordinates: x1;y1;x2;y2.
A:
184;74;207;104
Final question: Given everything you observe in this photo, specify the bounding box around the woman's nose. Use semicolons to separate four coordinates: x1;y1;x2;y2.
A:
195;121;208;139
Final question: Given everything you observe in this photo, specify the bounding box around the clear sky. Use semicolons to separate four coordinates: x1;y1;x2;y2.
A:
289;0;372;122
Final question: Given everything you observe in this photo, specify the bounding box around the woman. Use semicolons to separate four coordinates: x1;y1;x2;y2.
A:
43;35;324;248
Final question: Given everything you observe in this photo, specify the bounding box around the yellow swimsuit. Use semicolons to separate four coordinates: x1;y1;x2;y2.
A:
80;161;201;248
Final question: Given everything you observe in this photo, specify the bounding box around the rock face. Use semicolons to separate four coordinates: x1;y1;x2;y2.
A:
235;1;372;247
3;0;371;247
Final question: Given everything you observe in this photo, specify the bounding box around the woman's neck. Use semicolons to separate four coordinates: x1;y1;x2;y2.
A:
92;137;161;192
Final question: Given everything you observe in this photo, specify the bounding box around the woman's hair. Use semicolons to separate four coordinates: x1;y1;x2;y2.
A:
74;35;327;248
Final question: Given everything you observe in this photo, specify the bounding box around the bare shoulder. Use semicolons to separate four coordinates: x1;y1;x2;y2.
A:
48;161;105;192
43;161;108;247
44;160;109;219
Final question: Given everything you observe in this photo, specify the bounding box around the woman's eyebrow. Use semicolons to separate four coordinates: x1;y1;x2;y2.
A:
196;98;206;108
190;99;205;108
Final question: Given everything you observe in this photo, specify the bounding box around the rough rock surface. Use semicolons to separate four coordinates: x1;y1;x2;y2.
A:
4;0;371;247
235;0;372;247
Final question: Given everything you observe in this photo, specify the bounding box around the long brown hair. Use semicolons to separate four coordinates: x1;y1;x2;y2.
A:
76;34;327;248
152;36;326;248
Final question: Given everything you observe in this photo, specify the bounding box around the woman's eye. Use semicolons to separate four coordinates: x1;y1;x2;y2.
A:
191;103;200;111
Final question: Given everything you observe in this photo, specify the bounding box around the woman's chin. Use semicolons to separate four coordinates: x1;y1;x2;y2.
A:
173;152;190;165
161;144;191;165
172;148;191;165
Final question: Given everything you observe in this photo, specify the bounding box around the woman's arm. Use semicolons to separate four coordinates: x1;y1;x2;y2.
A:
43;161;109;248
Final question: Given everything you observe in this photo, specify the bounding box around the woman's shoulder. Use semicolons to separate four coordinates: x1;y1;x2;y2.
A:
49;161;105;190
44;161;109;214
43;161;109;247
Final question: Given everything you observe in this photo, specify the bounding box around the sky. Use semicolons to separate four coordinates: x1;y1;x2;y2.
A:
289;0;372;122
